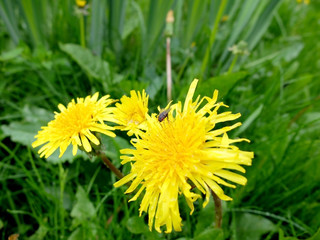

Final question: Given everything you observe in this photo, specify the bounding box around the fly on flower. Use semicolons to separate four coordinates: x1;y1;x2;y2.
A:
114;79;254;233
158;102;172;122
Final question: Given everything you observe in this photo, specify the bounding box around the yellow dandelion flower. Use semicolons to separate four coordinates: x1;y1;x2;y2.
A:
112;90;149;136
76;0;86;8
296;0;310;4
114;79;254;233
32;93;116;158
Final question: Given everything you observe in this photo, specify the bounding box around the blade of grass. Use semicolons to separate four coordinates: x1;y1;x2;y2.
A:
200;0;227;78
245;0;282;50
181;0;207;48
0;0;21;44
108;0;127;53
130;0;145;78
89;0;106;56
219;0;260;63
145;0;174;55
20;0;45;47
5;188;21;230
27;147;46;191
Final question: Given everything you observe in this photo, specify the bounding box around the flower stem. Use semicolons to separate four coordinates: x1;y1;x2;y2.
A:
228;54;238;74
166;37;172;102
165;10;174;103
58;163;67;239
79;14;86;48
96;151;124;179
211;190;222;228
165;10;174;102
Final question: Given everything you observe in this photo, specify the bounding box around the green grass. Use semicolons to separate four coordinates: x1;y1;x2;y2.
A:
1;0;320;239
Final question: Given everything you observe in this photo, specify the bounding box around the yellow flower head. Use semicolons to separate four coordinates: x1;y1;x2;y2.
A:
112;90;149;136
76;0;86;8
114;79;254;233
32;93;116;158
296;0;310;4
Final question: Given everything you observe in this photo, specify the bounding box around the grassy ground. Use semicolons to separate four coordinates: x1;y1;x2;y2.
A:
0;0;319;239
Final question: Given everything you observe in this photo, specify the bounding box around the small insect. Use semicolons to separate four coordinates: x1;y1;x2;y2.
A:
158;102;172;122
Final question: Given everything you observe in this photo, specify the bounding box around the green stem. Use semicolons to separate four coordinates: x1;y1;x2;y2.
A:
96;151;124;180
176;54;191;85
79;14;86;47
232;210;237;240
228;54;238;74
200;0;228;77
59;163;67;239
211;190;222;228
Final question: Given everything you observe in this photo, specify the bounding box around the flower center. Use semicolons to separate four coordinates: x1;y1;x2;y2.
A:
127;111;145;125
140;114;207;183
55;102;95;137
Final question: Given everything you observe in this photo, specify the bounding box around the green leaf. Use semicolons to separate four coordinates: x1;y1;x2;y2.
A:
22;105;54;124
194;228;224;240
194;200;215;236
100;135;132;167
126;216;149;234
1;122;40;146
278;228;299;240
145;231;165;240
68;222;107;240
272;43;304;65
146;76;163;100
232;213;276;240
28;224;49;240
70;186;96;221
245;0;281;50
0;47;24;61
195;72;248;99
145;65;164;100
46;147;86;164
59;43;110;82
233;104;264;137
307;227;320;240
122;1;140;40
68;228;83;240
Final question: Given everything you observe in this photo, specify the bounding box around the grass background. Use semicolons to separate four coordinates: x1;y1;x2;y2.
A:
0;0;319;239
